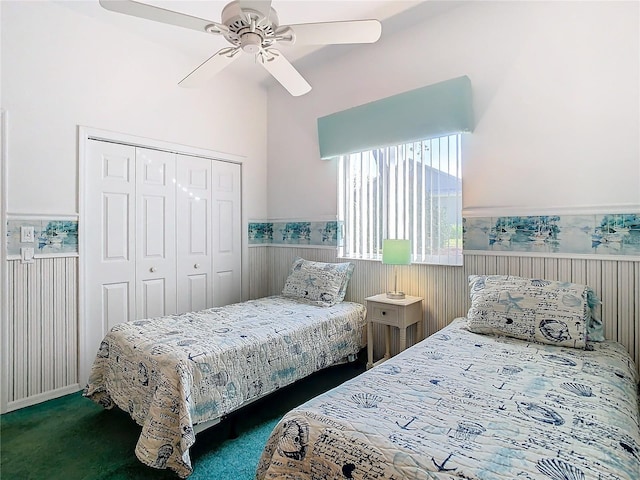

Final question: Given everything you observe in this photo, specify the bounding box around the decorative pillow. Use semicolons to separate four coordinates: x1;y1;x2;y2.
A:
585;289;604;342
466;275;603;349
282;257;355;307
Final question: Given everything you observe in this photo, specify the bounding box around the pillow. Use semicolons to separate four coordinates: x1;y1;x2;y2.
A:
466;275;603;349
585;289;604;342
282;257;355;307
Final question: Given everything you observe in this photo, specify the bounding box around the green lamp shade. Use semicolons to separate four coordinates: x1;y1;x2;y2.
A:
382;239;411;265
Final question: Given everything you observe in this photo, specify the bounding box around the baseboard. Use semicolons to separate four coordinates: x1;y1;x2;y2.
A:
3;384;81;414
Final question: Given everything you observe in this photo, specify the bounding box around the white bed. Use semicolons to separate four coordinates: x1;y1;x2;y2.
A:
84;258;365;477
257;275;640;480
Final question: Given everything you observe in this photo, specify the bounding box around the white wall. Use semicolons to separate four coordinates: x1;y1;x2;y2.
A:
1;0;268;219
1;0;269;411
267;1;640;219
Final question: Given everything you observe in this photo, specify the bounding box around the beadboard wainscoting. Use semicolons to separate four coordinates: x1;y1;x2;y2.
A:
5;257;79;411
4;247;638;412
247;246;270;300
251;247;640;375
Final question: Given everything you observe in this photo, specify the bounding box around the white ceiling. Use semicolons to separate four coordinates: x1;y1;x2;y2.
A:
55;1;460;87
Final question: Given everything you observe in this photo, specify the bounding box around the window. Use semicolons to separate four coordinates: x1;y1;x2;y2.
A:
338;134;462;265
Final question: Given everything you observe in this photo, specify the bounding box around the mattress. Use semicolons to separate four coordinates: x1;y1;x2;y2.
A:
257;318;640;480
83;295;367;477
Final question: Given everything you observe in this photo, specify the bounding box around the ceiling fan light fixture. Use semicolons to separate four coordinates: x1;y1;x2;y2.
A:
240;31;263;53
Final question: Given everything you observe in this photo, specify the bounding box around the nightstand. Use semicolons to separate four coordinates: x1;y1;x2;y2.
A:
365;294;423;369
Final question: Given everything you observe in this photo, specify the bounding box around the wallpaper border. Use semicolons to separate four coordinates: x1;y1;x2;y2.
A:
6;217;79;258
251;213;640;258
248;220;342;247
463;213;640;258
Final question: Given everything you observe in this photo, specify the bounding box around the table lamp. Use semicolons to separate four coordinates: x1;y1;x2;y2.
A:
382;239;411;299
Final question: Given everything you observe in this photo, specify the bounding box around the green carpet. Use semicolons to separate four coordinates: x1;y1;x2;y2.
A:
1;361;365;479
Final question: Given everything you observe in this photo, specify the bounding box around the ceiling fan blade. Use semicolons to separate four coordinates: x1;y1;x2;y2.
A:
281;20;382;45
259;49;311;97
179;47;242;88
99;0;227;35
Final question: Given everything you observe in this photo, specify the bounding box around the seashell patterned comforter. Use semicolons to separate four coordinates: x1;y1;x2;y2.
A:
83;296;366;478
257;318;640;480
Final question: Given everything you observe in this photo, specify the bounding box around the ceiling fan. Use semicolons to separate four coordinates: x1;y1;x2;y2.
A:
99;0;383;96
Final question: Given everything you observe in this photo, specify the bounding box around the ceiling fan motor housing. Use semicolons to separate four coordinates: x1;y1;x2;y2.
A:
221;1;279;52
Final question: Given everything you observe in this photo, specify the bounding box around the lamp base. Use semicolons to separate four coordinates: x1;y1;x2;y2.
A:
386;291;406;300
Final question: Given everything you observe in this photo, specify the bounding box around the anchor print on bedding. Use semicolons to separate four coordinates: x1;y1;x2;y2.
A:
257;318;640;480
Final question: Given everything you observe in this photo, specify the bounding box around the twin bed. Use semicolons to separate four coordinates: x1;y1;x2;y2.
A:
257;318;639;479
86;263;640;479
257;275;640;480
84;258;365;477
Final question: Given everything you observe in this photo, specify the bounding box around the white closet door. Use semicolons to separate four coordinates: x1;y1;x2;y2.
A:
84;140;136;376
135;147;177;319
212;161;242;306
176;155;212;314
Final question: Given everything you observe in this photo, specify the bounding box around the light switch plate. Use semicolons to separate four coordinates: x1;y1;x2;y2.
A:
21;226;35;243
21;247;35;263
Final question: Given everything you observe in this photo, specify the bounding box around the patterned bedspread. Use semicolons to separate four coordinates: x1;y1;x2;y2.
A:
83;296;366;478
257;318;640;480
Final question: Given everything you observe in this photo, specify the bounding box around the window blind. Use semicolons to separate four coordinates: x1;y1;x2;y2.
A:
339;135;463;266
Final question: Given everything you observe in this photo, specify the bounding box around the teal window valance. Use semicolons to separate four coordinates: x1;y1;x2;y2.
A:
317;75;474;159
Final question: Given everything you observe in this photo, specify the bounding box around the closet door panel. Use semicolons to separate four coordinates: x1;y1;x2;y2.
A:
212;161;242;306
186;275;208;312
84;140;136;381
141;279;168;319
104;193;130;260
135;148;177;319
176;155;213;314
102;283;130;328
140;195;168;258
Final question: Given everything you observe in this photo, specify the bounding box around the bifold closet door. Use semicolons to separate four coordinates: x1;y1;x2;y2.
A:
135;147;177;319
84;140;136;364
84;143;177;361
176;155;213;314
84;139;242;382
212;161;242;306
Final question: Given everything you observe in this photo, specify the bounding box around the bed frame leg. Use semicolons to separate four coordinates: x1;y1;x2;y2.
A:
347;353;357;363
227;415;239;439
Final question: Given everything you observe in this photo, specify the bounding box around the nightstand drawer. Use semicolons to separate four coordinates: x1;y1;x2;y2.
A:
370;304;400;325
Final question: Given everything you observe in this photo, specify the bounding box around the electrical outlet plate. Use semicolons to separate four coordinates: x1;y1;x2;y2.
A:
20;226;35;243
21;247;35;263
